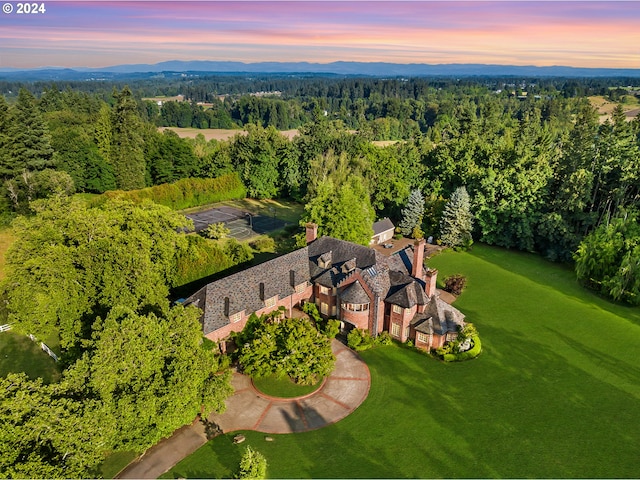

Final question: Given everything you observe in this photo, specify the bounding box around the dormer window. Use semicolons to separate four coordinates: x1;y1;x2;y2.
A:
229;312;242;323
341;258;356;274
318;251;332;269
295;282;308;294
265;295;277;308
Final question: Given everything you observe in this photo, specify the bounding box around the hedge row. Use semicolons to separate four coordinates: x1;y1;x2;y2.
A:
443;335;482;362
95;174;246;210
174;236;253;287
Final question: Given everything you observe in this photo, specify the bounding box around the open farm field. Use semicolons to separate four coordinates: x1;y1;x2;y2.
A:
163;244;640;479
159;127;299;141
589;95;640;123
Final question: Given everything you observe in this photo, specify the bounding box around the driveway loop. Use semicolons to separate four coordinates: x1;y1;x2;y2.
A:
208;340;371;434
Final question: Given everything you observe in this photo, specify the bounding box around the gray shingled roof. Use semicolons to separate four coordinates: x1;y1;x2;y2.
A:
340;280;371;304
372;217;395;236
411;296;465;335
186;247;311;335
386;279;429;308
309;237;377;278
189;234;430;338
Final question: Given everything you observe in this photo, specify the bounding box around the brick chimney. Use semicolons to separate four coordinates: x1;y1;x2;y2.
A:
424;268;438;298
411;238;425;279
305;223;318;244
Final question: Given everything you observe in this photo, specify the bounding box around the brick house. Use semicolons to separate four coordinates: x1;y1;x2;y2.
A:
185;223;465;352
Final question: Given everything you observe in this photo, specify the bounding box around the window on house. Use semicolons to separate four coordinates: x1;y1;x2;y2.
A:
343;302;370;312
229;312;242;323
321;302;329;315
319;285;330;295
391;322;400;337
404;326;410;339
331;305;337;316
392;304;403;314
295;282;307;294
265;296;277;308
417;333;428;343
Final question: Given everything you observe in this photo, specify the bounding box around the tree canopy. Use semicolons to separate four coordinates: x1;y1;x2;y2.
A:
4;197;190;349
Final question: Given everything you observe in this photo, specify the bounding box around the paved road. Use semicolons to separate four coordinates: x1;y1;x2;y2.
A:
116;340;370;479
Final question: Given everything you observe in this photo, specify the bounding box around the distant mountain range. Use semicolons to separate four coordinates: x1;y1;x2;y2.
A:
2;60;640;80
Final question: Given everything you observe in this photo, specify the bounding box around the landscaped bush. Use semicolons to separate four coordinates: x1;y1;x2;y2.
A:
347;328;375;351
96;174;246;211
223;238;253;264
237;312;335;385
375;331;393;346
443;274;467;295
249;236;276;253
348;328;393;351
324;319;340;339
442;335;482;362
302;302;336;336
202;222;231;240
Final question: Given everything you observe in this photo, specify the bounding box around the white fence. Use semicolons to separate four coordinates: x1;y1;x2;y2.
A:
26;333;59;362
0;323;12;332
40;342;59;362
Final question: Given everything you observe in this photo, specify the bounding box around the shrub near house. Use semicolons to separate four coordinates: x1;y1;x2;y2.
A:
236;309;335;385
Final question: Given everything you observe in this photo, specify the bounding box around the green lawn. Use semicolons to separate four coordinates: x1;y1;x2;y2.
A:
252;375;322;398
163;244;640;478
0;331;61;383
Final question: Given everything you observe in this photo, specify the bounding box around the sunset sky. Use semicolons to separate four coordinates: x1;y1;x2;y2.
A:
1;1;639;69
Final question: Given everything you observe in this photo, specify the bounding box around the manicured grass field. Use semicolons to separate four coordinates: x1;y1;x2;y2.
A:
0;331;61;383
164;244;640;478
252;375;322;398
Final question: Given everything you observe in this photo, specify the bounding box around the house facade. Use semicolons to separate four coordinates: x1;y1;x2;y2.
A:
185;223;465;352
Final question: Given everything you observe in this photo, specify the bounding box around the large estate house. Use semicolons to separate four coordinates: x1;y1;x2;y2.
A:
185;223;465;352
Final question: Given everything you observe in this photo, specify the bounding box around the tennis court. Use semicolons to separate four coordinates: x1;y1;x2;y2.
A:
186;206;287;239
186;206;248;233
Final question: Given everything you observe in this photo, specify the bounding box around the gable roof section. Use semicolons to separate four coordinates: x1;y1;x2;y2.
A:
188;247;310;335
372;217;395;236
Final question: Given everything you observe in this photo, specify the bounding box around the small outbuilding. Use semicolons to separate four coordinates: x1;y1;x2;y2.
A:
370;218;395;245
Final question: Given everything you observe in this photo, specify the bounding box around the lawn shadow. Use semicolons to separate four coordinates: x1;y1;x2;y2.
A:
467;244;640;327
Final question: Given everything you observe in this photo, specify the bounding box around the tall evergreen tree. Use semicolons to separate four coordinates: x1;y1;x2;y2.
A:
5;88;54;176
0;95;10;179
398;189;425;236
110;87;146;190
439;186;474;248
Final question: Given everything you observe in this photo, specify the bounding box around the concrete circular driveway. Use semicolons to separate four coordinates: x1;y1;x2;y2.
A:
207;339;370;434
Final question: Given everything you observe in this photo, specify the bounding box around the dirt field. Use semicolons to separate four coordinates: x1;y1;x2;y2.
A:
158;127;299;142
588;96;639;123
